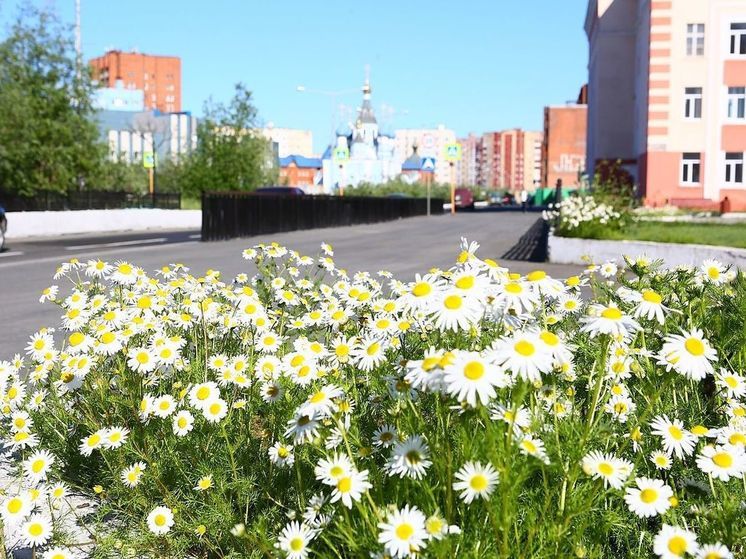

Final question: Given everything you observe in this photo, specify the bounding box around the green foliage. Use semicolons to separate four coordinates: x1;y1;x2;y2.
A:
582;220;746;249
0;6;104;196
591;160;637;208
178;84;277;198
345;178;450;200
91;160;149;193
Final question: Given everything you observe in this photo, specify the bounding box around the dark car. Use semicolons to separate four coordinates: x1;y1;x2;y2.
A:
454;188;474;210
254;186;306;196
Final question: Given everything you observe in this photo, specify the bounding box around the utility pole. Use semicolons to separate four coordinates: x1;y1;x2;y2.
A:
75;0;82;80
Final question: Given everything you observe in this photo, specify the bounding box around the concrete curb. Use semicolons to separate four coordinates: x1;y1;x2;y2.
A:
548;233;746;268
6;209;201;239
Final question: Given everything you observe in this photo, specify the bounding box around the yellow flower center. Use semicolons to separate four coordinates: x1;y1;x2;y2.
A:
28;523;43;537
707;267;720;279
367;342;380;356
309;391;326;404
69;332;85;346
455;276;475;289
505;282;522;294
443;295;462;310
566;276;580;287
522;440;537;454
639;488;658;504
154;514;167;527
290;537;304;551
601;308;622;320
470;474;488;491
598;462;614;476
209;402;222;415
337;476;352;493
728;433;746;446
138;296;152;309
463;361;485;381
196;386;210;400
642;290;662;304
406;450;421;464
7;498;22;514
395;523;414;540
527;270;546;281
88;433;101;446
514;340;535;357
667;535;688;556
101;332;116;344
118;263;132;275
136;352;149;364
412;282;431;297
712;452;733;468
278;447;289;458
539;331;559;346
668;426;683;441
684;338;705;356
31;459;45;473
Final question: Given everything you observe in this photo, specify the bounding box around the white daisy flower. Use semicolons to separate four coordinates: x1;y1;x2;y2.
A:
21;514;53;547
377;504;428;559
581;450;633;489
387;435;432;480
147;505;174;535
623;477;673;518
658;328;717;381
443;352;510;407
695;444;746;482
653;524;698;559
276;521;314;559
329;468;372;509
650;415;697;459
452;461;499;503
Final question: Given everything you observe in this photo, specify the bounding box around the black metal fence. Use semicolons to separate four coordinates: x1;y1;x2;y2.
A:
202;192;444;241
0;191;181;212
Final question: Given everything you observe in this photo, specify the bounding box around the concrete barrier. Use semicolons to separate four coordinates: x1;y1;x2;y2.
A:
548;233;746;268
6;209;201;239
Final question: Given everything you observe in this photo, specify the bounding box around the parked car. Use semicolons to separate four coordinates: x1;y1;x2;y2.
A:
0;205;6;251
253;186;306;196
454;188;474;210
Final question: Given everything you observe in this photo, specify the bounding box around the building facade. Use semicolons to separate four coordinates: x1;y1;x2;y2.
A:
93;80;145;112
541;102;587;188
279;155;323;190
585;0;746;209
97;110;197;164
263;127;314;158
394;126;457;185
481;129;543;192
322;77;399;192
455;134;482;186
90;50;181;113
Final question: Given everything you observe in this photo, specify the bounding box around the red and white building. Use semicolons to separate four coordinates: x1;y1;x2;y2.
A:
585;0;746;210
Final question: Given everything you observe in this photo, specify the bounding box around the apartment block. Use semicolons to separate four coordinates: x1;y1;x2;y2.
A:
585;0;746;210
263;127;314;158
481;129;543;192
394;126;457;185
90;50;181;113
455;134;482;186
541;88;587;187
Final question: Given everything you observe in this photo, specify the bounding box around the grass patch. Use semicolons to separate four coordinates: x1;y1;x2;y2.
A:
591;220;746;248
180;196;201;210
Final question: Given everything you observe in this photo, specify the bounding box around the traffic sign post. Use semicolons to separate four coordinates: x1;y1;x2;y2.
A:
332;148;349;196
444;143;462;215
143;152;157;197
421;157;436;216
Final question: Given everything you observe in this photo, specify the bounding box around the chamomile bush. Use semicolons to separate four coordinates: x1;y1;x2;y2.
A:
544;195;626;239
1;241;746;558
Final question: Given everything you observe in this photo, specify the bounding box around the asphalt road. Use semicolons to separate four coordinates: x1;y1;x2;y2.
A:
0;213;583;359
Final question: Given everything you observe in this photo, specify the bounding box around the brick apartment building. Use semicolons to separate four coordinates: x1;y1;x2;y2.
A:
455;134;482;186
480;129;543;192
585;0;746;210
541;86;588;188
90;50;181;113
279;155;322;190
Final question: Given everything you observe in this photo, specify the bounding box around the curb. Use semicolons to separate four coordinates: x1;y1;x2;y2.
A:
548;234;746;268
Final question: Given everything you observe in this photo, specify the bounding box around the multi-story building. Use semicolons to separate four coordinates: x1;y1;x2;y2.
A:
585;0;746;210
541;89;588;188
480;129;543;192
263;126;314;158
90;50;181;113
93;80;145;112
279;155;323;190
455;134;482;186
97;110;197;164
394;126;457;185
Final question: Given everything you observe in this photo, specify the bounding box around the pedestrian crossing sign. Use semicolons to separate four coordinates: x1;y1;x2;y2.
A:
444;143;462;162
421;157;436;171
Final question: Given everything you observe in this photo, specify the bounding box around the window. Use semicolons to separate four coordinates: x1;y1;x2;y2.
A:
681;153;701;185
730;23;746;55
684;87;702;119
686;23;705;55
725;153;744;184
727;87;746;119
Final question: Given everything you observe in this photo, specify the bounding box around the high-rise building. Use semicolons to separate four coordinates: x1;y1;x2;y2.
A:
541;88;588;188
90;50;181;113
262;126;314;158
480;129;543;192
455;134;482;186
394;126;457;185
585;0;746;210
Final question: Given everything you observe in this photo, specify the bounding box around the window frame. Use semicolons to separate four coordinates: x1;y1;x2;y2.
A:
725;152;744;185
686;23;705;56
730;23;746;56
680;153;701;186
683;87;703;120
726;87;746;120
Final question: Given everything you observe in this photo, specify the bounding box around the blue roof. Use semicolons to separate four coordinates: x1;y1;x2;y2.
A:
280;154;323;168
401;159;422;171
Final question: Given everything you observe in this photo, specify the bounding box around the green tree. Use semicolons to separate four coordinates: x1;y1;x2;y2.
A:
0;6;104;196
180;83;277;198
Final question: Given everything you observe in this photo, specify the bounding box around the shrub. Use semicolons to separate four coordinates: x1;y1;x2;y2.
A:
544;194;626;238
1;242;745;558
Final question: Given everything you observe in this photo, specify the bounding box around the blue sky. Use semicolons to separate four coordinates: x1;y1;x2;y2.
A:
3;1;588;153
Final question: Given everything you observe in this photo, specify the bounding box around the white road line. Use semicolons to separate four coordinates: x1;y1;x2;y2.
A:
64;237;167;251
0;251;23;258
188;234;201;239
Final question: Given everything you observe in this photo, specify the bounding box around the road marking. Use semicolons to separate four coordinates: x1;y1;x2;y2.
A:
0;251;23;258
64;237;167;251
189;234;201;239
